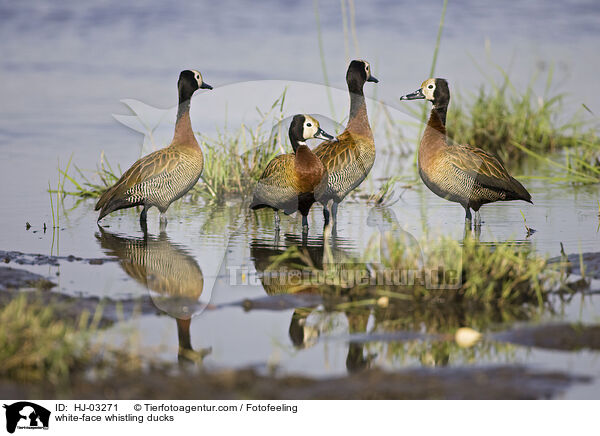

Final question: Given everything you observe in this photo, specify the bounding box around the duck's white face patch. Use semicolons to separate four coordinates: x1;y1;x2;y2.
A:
302;115;319;140
421;78;436;101
191;69;203;88
364;62;371;78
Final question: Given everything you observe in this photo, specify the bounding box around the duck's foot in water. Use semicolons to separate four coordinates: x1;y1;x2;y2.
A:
159;213;168;231
474;210;483;227
274;210;281;230
323;207;330;226
331;201;339;224
301;215;309;234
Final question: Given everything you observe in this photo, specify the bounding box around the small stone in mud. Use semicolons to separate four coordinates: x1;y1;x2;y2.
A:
25;222;31;230
455;327;482;348
89;259;104;265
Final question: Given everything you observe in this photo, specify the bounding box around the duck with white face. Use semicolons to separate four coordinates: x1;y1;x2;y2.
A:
400;78;532;227
250;114;334;235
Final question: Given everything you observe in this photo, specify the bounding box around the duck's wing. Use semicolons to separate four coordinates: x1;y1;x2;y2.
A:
250;154;299;211
313;131;362;173
95;147;186;212
445;145;531;201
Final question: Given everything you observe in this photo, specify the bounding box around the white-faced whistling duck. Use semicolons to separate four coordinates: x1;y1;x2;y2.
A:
313;59;379;227
400;78;532;226
250;114;334;233
95;70;213;231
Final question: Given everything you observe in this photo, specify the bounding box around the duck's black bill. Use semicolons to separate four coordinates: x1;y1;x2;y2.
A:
367;75;379;83
399;89;425;100
200;82;213;90
315;128;335;141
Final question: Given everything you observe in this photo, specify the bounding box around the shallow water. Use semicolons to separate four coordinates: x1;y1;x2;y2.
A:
1;0;600;399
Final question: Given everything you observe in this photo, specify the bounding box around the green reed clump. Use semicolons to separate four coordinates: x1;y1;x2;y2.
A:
447;70;600;167
54;151;121;198
192;92;287;202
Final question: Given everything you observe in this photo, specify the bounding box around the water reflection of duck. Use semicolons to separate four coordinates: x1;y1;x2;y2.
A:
345;306;376;373
250;235;374;374
95;227;210;363
250;236;325;350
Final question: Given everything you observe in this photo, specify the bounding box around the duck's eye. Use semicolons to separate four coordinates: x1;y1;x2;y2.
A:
428;84;434;89
196;75;200;80
306;123;312;127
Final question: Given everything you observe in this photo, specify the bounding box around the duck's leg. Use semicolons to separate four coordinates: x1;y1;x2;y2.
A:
140;205;148;233
274;210;281;229
323;205;330;226
463;205;472;229
331;202;340;236
331;201;339;224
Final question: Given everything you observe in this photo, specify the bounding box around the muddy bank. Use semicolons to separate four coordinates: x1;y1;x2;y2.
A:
493;324;600;351
548;251;600;280
0;266;55;291
0;267;160;327
0;250;117;267
0;366;587;400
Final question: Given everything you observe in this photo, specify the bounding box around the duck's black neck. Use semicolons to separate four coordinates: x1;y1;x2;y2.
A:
427;104;448;136
176;94;191;120
289;133;306;154
348;79;365;119
433;104;448;126
346;79;371;137
173;87;197;145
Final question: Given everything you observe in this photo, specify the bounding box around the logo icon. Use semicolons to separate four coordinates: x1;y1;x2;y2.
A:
3;402;50;434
